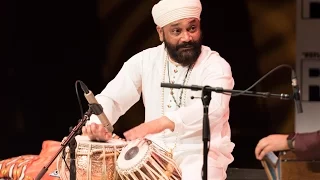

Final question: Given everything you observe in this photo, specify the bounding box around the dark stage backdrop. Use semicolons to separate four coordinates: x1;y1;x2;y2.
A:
1;0;295;169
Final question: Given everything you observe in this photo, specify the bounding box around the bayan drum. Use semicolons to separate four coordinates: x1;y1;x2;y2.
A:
57;135;127;180
116;139;182;180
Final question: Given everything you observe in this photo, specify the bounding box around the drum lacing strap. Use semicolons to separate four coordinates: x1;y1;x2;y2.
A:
113;145;118;180
57;153;64;179
88;143;92;180
158;148;179;178
102;146;107;179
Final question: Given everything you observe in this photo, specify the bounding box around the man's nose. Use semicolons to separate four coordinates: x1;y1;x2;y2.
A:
181;32;192;42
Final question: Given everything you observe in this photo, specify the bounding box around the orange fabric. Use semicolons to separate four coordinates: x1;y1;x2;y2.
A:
0;140;61;180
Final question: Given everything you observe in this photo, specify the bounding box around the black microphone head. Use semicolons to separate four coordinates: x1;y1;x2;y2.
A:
293;87;303;113
79;81;90;94
291;69;297;80
290;70;303;113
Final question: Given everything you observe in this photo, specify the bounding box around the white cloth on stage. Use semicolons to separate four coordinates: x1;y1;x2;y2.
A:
86;43;235;180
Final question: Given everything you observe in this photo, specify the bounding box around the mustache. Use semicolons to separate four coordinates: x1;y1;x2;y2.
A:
176;41;198;50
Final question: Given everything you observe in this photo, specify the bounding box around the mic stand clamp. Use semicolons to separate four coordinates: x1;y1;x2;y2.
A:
201;86;211;180
35;109;93;180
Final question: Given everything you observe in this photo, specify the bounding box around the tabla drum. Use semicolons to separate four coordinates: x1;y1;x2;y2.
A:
57;135;127;180
116;139;182;180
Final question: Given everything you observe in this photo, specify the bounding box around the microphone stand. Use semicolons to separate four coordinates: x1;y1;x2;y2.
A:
35;109;93;180
160;83;292;180
201;86;211;180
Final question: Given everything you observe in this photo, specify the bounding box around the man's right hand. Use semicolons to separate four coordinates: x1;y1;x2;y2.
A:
255;134;289;160
82;123;113;142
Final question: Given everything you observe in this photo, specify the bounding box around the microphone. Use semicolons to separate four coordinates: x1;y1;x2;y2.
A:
79;81;114;133
161;83;203;91
291;70;303;113
161;83;183;89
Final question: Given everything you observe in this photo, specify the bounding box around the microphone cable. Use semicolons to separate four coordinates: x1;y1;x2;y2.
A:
226;64;294;97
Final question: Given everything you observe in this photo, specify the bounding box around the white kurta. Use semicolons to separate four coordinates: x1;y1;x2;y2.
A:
87;43;235;180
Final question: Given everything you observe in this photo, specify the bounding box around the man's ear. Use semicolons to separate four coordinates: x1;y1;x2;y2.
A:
156;26;164;42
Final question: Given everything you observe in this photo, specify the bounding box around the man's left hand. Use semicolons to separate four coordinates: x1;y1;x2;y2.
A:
124;116;175;141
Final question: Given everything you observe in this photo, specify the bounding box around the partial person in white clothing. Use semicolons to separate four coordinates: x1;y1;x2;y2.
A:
82;0;235;179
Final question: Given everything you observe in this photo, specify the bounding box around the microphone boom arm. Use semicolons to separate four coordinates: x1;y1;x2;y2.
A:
160;83;292;100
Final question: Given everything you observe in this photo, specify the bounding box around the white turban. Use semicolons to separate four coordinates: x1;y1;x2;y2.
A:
152;0;202;28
